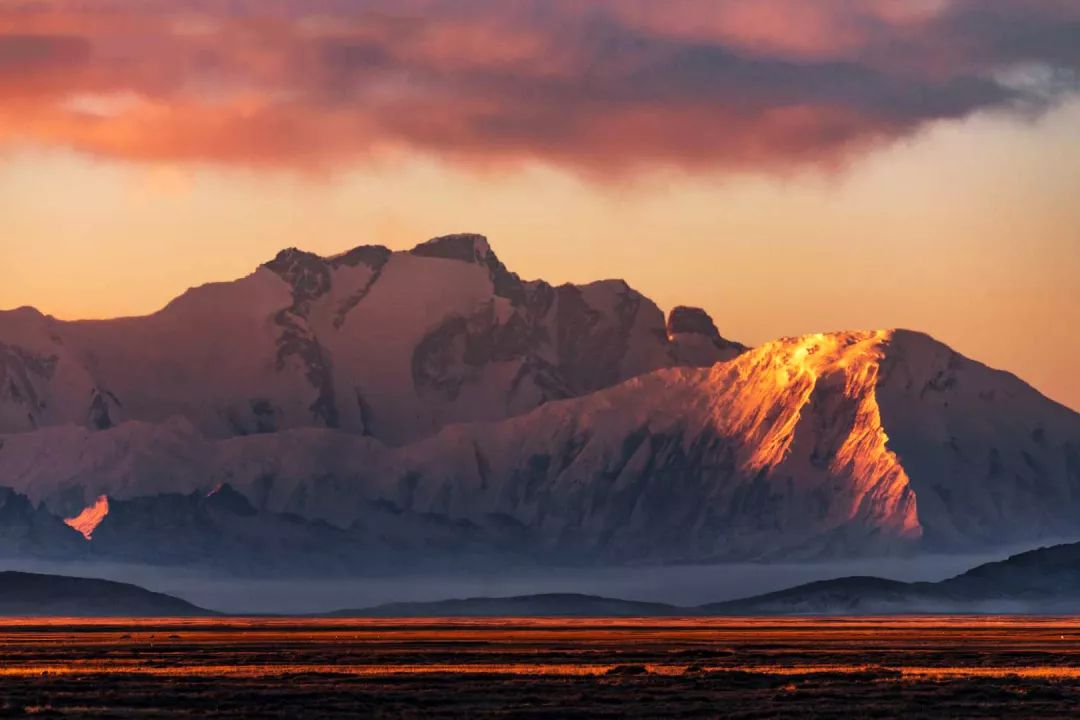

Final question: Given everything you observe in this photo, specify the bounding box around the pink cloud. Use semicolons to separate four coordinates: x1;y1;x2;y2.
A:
0;0;1075;174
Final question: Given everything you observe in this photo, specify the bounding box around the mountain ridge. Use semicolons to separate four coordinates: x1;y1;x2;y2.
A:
7;537;1080;617
332;539;1080;617
0;326;1075;565
0;570;213;616
338;593;680;618
1;234;1077;566
0;234;743;445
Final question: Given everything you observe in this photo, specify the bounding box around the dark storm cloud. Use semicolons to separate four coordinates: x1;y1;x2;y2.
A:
939;0;1080;66
0;0;1076;172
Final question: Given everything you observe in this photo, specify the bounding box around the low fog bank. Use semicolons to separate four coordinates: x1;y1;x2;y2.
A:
2;543;1058;614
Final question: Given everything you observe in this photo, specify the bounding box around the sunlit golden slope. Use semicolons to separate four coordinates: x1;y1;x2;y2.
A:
704;330;922;544
63;495;109;541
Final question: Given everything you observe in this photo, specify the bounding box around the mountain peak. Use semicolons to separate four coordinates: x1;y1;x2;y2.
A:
262;247;331;302
328;244;391;270
263;244;391;274
410;233;492;264
265;246;318;266
205;483;257;516
665;305;746;366
0;306;47;321
667;305;744;348
666;306;716;337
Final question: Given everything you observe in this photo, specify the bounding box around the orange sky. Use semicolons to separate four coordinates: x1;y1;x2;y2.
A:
1;1;1078;410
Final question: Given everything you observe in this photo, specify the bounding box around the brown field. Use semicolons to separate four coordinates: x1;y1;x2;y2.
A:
2;617;1080;717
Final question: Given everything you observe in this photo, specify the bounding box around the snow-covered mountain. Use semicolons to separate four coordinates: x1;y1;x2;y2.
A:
1;328;1076;565
0;234;741;445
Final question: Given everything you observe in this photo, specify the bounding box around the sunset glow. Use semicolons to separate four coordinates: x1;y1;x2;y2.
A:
1;0;1077;410
3;6;1080;717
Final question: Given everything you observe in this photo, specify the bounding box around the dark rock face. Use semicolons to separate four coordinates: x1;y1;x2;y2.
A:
247;398;280;434
412;312;491;403
0;343;57;429
331;245;392;327
0;487;86;559
411;233;526;304
268;236;543;434
410;233;491;263
265;249;340;429
410;278;676;411
554;283;646;394
668;306;718;338
488;254;527;305
665;306;746;367
265;248;333;308
411;297;552;405
205;483;258;516
667;306;745;350
87;388;122;430
0;341;123;434
329;244;391;271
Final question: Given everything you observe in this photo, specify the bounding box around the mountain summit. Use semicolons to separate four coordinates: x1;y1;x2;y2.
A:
0;235;741;445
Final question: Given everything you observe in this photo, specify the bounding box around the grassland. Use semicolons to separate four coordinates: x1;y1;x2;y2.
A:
2;616;1080;717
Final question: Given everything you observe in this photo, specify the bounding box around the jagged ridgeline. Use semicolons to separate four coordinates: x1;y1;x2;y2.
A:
0;234;742;444
0;235;1078;571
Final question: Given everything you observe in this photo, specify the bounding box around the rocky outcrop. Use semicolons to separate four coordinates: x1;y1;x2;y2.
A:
0;342;54;431
666;306;745;367
265;248;340;429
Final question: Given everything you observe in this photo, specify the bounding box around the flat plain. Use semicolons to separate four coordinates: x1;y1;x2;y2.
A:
2;616;1080;717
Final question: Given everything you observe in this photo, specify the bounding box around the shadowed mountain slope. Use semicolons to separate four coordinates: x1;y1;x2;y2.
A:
328;540;1080;617
0;571;212;616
